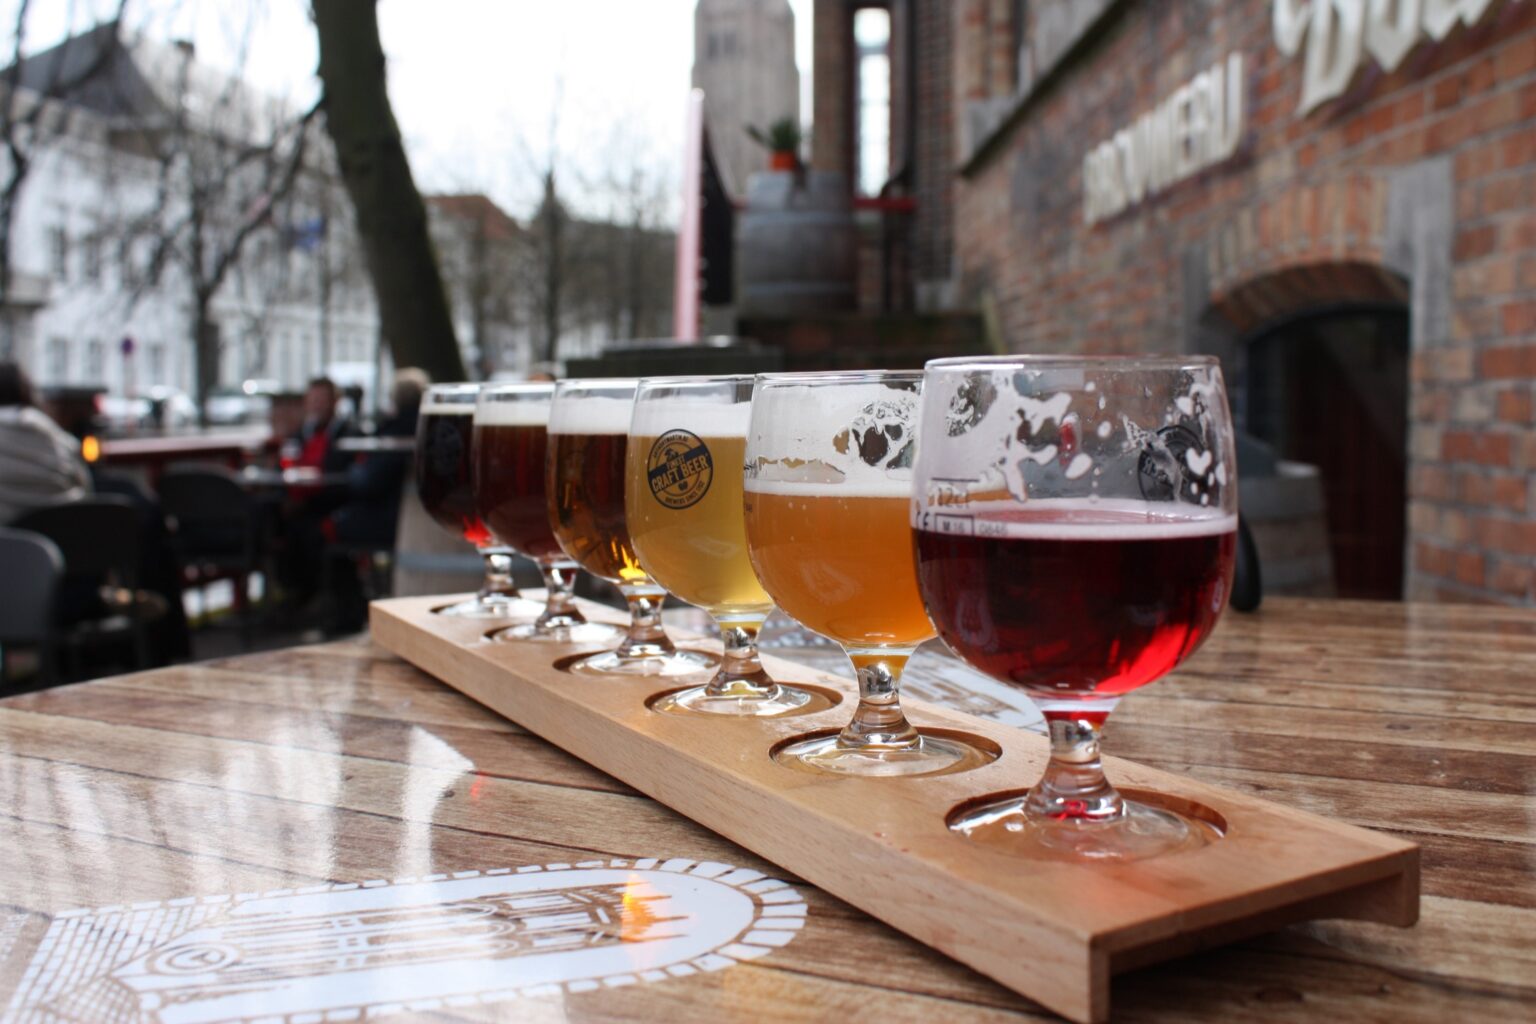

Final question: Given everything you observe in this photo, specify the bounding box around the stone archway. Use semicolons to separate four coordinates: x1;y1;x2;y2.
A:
1183;159;1454;599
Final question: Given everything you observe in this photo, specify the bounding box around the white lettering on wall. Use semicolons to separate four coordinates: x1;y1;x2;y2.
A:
1276;0;1518;115
1082;53;1245;226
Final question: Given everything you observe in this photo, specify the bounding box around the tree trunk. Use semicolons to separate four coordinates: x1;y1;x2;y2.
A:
312;0;465;384
192;296;218;429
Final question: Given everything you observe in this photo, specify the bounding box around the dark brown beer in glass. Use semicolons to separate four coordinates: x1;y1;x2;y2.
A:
475;420;561;561
416;405;491;546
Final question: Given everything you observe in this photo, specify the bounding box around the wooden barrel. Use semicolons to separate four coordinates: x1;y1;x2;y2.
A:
737;170;857;316
1243;460;1336;597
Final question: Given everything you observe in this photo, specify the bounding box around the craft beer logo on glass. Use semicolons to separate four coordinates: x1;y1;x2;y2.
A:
646;429;713;510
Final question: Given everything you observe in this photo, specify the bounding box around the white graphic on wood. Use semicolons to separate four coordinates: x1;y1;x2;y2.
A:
2;859;806;1023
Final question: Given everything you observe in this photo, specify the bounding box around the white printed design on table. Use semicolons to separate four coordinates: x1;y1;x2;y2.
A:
3;859;806;1024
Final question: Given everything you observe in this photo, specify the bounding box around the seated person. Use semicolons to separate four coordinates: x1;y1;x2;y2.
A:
330;368;427;548
277;377;356;607
0;362;91;525
290;377;356;486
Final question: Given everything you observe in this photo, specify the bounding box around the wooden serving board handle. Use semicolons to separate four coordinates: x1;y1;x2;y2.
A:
371;595;1418;1023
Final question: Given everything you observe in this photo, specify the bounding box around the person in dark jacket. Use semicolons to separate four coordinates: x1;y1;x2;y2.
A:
322;368;429;633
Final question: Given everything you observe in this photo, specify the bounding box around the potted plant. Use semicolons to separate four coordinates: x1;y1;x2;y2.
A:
746;117;802;171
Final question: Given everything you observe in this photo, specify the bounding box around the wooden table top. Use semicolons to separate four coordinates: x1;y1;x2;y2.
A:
3;596;1533;1022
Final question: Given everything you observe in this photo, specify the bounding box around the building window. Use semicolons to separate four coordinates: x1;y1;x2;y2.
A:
85;339;105;382
119;239;140;290
82;232;103;283
854;7;891;196
49;226;69;281
147;342;165;383
48;337;70;380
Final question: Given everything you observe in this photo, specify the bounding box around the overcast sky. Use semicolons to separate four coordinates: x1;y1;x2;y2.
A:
11;0;812;221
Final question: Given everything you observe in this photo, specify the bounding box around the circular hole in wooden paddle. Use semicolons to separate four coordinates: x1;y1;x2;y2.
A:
769;727;1000;778
645;682;841;718
945;787;1227;860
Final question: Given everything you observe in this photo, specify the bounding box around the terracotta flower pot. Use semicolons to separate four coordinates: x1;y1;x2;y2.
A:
769;150;798;171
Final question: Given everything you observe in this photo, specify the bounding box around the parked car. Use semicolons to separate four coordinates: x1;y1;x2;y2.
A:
206;380;278;425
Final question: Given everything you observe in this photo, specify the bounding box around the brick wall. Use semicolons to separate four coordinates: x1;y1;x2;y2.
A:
912;0;956;294
952;0;1536;604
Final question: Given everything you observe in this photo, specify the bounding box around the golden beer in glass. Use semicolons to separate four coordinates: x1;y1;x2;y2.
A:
744;370;994;775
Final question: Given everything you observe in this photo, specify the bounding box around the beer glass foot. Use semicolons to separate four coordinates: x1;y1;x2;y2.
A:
651;681;826;717
490;620;625;644
434;594;540;619
949;794;1214;862
568;648;717;678
775;731;994;778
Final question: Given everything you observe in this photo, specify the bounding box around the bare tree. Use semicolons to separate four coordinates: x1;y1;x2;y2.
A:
311;0;464;384
531;167;563;365
0;1;128;357
113;32;321;423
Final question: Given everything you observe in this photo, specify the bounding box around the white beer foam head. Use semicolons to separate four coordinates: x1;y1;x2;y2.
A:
746;379;920;493
631;399;752;438
549;395;634;435
744;477;913;499
918;497;1237;539
474;400;552;427
421;396;476;415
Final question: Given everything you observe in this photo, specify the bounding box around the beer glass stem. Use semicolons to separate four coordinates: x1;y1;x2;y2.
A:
477;547;519;601
615;586;679;659
703;619;775;697
838;649;921;750
1025;713;1125;824
535;559;587;629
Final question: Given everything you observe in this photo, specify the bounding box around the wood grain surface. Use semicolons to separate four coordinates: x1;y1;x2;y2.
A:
2;596;1533;1022
370;595;1419;1023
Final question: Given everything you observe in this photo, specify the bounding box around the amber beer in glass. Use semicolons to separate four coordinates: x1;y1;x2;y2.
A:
473;383;621;643
547;379;714;677
744;370;992;775
415;383;524;617
912;354;1238;861
627;376;820;716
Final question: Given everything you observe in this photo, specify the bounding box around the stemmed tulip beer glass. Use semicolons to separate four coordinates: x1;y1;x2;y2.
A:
547;379;715;678
911;355;1238;860
745;371;994;775
627;376;823;716
415;383;531;618
473;383;622;644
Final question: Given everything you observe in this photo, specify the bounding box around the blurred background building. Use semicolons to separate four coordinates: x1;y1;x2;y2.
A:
692;0;801;197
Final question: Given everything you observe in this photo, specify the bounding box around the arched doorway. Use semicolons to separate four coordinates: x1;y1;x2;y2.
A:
1245;305;1410;600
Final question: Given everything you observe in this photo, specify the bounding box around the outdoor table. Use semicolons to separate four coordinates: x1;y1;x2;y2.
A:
1;597;1530;1021
335;435;416;454
237;464;352;490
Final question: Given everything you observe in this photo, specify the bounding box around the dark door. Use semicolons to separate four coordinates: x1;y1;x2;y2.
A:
1247;307;1409;600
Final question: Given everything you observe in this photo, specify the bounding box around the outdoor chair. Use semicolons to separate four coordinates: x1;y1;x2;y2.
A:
11;496;155;677
1231;514;1263;613
157;467;267;649
0;528;63;688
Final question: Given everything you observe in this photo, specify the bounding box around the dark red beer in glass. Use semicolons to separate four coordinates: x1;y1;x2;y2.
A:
416;406;491;546
915;504;1235;715
913;355;1239;861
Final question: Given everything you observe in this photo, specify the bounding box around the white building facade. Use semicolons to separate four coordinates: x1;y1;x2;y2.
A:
2;32;385;404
